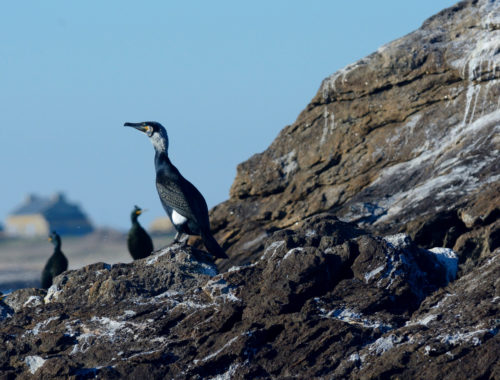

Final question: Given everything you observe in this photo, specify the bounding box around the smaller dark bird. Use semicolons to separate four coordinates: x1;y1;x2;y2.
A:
127;205;154;260
41;231;68;289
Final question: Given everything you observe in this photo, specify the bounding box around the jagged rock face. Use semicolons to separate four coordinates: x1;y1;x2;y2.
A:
1;2;499;379
210;0;500;270
0;247;220;379
3;213;495;379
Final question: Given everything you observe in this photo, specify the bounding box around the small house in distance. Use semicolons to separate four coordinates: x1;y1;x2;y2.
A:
149;217;174;236
6;192;93;237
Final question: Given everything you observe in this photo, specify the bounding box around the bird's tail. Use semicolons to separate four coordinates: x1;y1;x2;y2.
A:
201;231;228;259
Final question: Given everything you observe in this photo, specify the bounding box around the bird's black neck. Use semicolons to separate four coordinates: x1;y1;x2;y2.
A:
155;151;176;174
53;241;62;254
131;214;140;224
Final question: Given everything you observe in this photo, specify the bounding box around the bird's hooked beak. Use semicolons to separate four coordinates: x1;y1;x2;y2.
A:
124;122;153;136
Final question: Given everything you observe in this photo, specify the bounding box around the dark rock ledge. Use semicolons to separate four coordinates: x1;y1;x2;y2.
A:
1;214;497;379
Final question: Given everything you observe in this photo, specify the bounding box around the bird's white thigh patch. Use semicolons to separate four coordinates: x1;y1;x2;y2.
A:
172;210;188;226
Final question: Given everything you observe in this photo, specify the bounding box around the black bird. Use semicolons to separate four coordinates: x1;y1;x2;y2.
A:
127;205;154;260
41;231;68;289
124;121;228;259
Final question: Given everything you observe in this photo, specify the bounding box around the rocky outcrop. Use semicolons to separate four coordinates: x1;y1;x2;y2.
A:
209;0;500;271
4;213;496;379
0;246;219;378
1;1;499;378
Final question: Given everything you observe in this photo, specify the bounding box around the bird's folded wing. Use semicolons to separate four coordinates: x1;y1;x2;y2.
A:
156;179;208;225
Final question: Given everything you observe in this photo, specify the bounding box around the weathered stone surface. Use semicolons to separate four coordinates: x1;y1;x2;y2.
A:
1;213;481;379
0;245;219;379
344;251;500;380
208;0;500;271
4;288;45;313
1;1;500;378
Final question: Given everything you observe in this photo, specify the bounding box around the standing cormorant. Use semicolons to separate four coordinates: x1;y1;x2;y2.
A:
124;121;228;259
127;205;154;260
41;231;68;289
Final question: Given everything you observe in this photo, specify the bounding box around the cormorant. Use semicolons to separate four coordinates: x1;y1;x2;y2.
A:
127;205;154;260
124;121;228;259
41;231;68;289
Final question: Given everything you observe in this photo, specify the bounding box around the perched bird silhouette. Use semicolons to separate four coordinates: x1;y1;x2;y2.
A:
127;205;154;260
124;121;228;259
41;231;68;289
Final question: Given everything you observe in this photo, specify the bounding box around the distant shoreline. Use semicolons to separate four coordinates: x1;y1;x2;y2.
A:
1;279;40;295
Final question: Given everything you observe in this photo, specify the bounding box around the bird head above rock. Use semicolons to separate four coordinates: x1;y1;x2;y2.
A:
48;231;61;246
131;205;147;221
124;121;169;153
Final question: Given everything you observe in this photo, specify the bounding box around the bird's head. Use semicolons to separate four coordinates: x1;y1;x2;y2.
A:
48;231;61;246
131;205;146;221
124;121;169;153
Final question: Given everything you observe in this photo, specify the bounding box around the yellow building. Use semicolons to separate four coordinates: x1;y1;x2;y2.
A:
6;193;93;237
149;217;174;235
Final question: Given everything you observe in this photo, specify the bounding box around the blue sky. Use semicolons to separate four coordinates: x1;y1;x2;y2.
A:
0;1;456;231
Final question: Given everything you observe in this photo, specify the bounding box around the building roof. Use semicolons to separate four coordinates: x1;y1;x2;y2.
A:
10;193;90;221
8;192;94;236
11;194;53;215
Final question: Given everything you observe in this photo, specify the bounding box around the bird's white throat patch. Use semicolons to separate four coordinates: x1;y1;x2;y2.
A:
172;210;188;226
151;133;168;153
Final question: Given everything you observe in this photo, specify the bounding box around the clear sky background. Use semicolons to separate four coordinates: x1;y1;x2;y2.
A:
0;1;457;231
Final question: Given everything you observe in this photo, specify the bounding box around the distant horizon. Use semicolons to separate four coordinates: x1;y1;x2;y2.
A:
0;1;457;230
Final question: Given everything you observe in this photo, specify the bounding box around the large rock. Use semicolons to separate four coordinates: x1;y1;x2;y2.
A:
209;0;500;271
343;249;500;380
1;1;499;378
2;213;488;379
